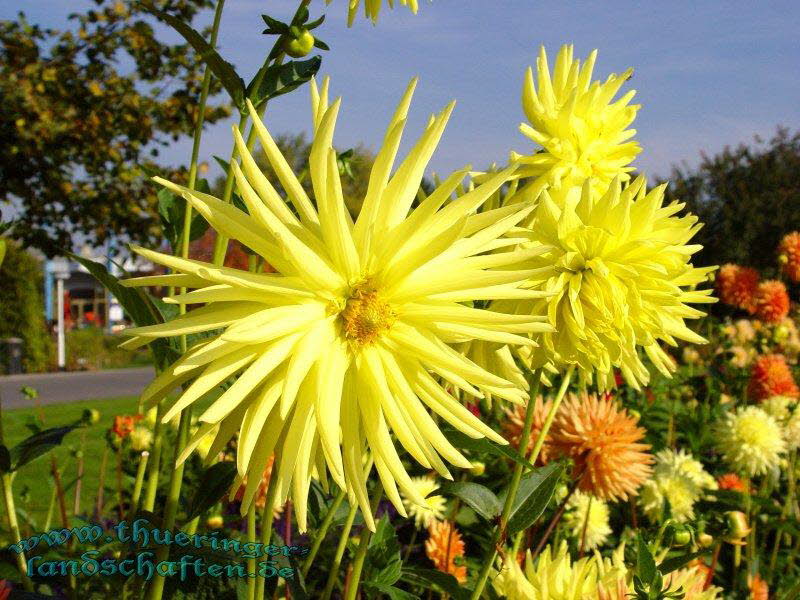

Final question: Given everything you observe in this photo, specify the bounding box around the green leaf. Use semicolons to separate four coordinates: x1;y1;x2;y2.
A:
261;14;290;34
505;461;564;535
401;567;470;600
186;461;237;520
636;533;658;586
213;155;231;174
140;3;246;109
157;187;209;250
67;253;175;368
8;425;78;471
437;481;501;521
247;57;322;110
365;516;403;587
313;38;330;51
658;548;712;575
364;583;417;600
0;238;5;268
442;426;533;469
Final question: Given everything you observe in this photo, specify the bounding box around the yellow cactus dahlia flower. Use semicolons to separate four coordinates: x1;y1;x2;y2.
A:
122;78;552;531
715;406;786;476
332;0;419;26
401;476;446;529
494;177;716;388
492;542;626;600
514;45;641;196
640;449;716;523
562;491;611;551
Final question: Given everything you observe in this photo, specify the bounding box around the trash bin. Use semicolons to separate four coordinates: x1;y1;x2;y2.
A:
0;337;23;375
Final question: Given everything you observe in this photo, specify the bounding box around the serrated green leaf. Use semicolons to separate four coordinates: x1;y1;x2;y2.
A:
401;567;470;600
437;481;501;521
658;548;712;575
505;461;564;535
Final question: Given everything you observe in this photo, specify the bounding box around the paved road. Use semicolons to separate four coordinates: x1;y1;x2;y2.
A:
0;367;154;409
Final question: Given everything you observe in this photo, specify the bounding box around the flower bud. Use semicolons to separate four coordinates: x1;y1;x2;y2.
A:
206;515;224;529
697;532;714;548
283;28;315;58
469;461;485;476
723;511;751;544
83;408;101;424
665;523;693;547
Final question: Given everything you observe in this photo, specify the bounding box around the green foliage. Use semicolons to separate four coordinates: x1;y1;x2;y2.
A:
0;240;51;372
55;326;150;371
662;127;800;274
0;1;230;254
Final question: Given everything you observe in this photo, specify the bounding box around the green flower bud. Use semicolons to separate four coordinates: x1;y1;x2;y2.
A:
283;29;314;58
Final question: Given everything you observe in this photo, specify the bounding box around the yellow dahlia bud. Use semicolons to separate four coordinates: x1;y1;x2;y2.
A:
206;515;224;529
130;426;153;451
724;511;751;544
469;461;485;476
283;28;315;58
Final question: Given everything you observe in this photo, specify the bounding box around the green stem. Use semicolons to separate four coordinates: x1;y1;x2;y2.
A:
247;503;257;600
301;486;346;578
129;450;149;518
470;365;574;600
321;501;358;600
255;454;282;599
141;404;165;512
144;409;192;600
344;487;383;600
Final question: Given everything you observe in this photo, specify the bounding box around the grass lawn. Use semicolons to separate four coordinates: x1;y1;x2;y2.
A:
2;396;140;538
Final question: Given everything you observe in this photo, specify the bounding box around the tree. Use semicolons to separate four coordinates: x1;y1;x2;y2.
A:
661;127;800;274
0;0;230;255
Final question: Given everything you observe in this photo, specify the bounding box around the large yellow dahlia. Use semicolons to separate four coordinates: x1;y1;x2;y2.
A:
513;45;641;196
493;177;716;388
122;78;552;531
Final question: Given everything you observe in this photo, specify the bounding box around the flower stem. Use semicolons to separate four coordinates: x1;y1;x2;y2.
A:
247;502;257;600
255;454;282;599
141;404;164;512
321;500;359;600
301;486;346;578
344;487;383;600
470;365;574;600
129;450;149;519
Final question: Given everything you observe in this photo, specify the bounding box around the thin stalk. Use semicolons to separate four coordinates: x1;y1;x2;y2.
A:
321;502;358;600
115;447;124;520
144;409;191;600
142;404;165;512
578;495;592;558
255;453;282;599
470;365;574;600
301;486;346;578
44;484;57;531
94;447;109;520
129;450;150;519
247;503;257;600
344;487;383;600
72;431;85;516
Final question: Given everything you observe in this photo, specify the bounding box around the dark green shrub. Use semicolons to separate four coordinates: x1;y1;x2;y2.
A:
0;239;51;372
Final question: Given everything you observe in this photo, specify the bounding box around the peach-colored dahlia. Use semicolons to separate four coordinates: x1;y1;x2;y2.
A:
425;521;467;583
753;280;790;324
716;264;759;312
748;354;799;400
550;394;653;501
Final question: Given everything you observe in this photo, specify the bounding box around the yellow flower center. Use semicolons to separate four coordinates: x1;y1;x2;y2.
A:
340;284;396;346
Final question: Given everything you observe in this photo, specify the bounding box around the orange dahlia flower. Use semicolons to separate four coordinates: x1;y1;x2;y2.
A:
779;232;800;283
425;521;467;583
753;280;790;324
749;573;769;600
717;264;759;312
717;473;747;493
748;354;799;400
502;396;555;465
112;414;144;438
549;393;653;501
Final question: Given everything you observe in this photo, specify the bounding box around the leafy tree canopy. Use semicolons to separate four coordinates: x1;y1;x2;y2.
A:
662;127;800;275
0;0;230;255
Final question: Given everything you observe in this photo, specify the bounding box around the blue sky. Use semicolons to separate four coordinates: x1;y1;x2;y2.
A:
6;0;800;184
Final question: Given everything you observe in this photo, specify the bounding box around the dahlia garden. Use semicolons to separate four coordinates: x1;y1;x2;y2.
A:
1;1;799;599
